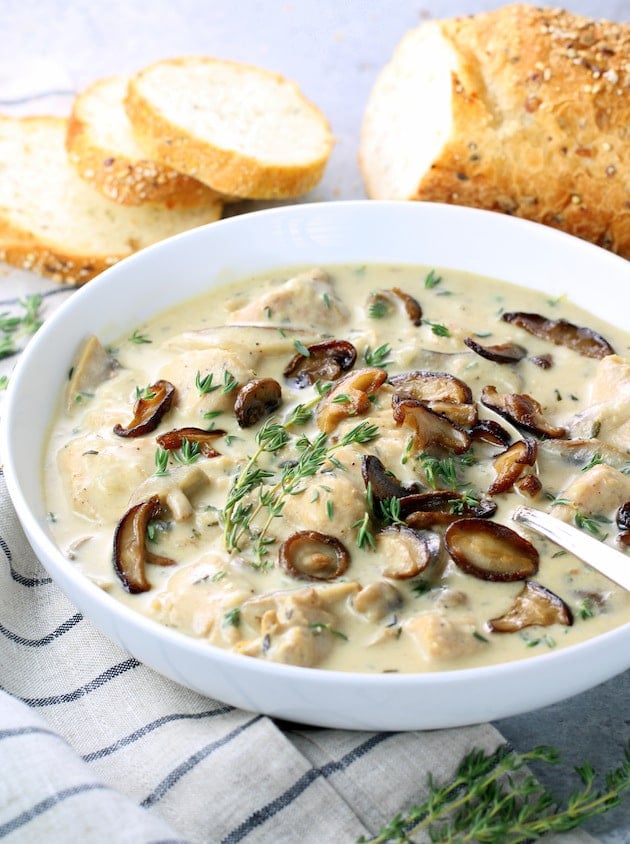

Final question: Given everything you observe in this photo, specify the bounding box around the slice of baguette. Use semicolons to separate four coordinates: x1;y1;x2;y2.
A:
360;3;630;259
66;74;224;208
0;115;223;284
125;56;334;199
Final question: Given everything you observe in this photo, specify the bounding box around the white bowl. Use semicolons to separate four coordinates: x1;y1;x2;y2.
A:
3;201;629;731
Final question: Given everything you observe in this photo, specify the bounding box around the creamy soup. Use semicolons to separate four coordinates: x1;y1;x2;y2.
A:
43;264;630;673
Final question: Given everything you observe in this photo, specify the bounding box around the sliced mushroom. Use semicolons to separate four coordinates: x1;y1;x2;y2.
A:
67;335;119;410
156;427;225;457
361;455;423;507
501;312;615;359
367;287;423;325
480;385;566;439
352;581;404;622
514;474;543;498
113;495;174;593
403;492;497;528
529;354;553;370
488;438;538;496
234;377;282;428
317;367;387;433
392;395;472;454
470;418;512;447
445;518;539;582
488;581;573;632
464;337;527;364
377;525;439;579
283;339;357;388
279;530;350;581
389;370;472;404
617;503;630;546
113;380;176;438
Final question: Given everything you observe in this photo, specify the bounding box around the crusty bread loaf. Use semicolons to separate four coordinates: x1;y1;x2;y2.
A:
125;56;334;199
360;4;630;259
0;115;223;284
66;74;223;208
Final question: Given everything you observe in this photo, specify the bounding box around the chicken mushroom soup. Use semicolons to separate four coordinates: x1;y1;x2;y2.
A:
43;265;630;673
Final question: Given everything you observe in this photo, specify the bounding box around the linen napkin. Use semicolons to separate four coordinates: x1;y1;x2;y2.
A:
0;271;598;844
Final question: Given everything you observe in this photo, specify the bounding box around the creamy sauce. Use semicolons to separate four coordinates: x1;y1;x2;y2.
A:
43;264;630;673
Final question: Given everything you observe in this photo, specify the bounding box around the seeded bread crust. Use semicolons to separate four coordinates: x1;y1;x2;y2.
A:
66;75;222;208
0;115;223;285
360;4;630;259
125;56;334;199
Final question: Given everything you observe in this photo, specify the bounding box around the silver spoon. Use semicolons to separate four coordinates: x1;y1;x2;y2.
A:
512;505;630;592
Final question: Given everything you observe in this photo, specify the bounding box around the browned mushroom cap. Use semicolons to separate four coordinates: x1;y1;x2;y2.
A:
529;354;553;370
156;427;225;457
514;474;543;498
283;339;357;388
113;495;174;593
617;503;630;546
389;370;472;404
317;367;387;433
367;287;423;325
392;395;472;454
445;518;539;582
501;312;615;359
480;386;566;439
279;530;350;581
377;525;439;579
488;581;573;632
113;380;176;438
464;337;527;364
361;455;423;507
488;438;538;496
470;419;512;447
403;492;497;528
234;378;282;428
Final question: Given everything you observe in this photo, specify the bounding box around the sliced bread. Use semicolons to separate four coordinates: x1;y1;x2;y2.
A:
360;4;630;259
66;74;222;207
0;115;223;284
125;56;334;199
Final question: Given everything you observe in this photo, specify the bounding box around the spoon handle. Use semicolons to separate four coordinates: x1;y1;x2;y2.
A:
512;505;630;592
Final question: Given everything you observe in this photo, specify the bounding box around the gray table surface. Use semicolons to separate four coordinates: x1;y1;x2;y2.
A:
1;1;629;841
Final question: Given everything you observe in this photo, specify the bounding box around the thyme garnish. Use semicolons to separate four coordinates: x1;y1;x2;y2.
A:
359;741;630;844
0;293;43;358
129;328;151;344
222;419;378;566
364;343;392;368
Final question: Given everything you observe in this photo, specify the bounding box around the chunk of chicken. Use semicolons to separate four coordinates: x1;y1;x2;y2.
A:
227;268;349;329
57;434;154;522
568;355;630;451
279;471;367;543
554;463;630;520
405;612;483;662
238;582;359;667
591;355;630;403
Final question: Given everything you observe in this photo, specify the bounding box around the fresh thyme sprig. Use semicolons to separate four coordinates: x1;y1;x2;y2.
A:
0;293;43;358
359;741;630;844
222;419;379;566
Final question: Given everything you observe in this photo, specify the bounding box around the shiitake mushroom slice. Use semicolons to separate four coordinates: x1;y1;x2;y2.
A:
392;395;472;454
113;380;176;438
156;427;226;457
488;438;538;496
487;581;573;632
617;502;630;547
480;385;566;439
501;312;615;359
377;525;439;579
317;367;387;433
464;337;527;364
402;491;497;528
279;530;350;581
445;518;539;582
283;339;357;388
470;418;512;447
113;495;174;594
389;370;472;404
367;287;423;325
234;378;282;428
361;455;423;508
